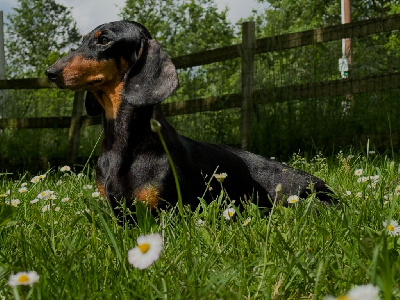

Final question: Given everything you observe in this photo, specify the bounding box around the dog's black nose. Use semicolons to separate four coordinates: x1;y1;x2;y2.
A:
45;67;61;82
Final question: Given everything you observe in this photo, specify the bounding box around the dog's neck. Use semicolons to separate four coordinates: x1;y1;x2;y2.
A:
102;102;171;152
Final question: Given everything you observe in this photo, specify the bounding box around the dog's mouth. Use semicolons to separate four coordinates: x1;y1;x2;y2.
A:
56;75;105;90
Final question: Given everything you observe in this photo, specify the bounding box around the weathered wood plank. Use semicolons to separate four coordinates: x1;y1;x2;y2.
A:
0;78;56;89
0;117;71;129
171;44;240;69
256;14;400;53
1;74;399;129
162;94;241;117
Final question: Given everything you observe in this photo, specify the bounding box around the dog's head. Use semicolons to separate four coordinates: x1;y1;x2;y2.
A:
45;21;178;119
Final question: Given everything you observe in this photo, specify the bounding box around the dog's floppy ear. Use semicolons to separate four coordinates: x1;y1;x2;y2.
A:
123;39;179;106
85;91;103;116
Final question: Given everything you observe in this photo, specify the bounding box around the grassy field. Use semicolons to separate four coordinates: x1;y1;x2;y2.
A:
0;149;399;299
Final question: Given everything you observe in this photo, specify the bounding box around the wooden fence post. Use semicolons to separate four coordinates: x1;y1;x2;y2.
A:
240;21;256;151
67;90;85;164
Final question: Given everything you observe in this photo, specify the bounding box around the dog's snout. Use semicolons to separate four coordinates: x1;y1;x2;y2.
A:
45;67;61;82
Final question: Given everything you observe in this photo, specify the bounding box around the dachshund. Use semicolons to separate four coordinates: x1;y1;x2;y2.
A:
45;21;334;221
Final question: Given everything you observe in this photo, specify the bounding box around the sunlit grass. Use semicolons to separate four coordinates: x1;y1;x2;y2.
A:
0;151;400;299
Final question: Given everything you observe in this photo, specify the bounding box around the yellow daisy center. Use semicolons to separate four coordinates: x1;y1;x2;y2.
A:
138;243;150;254
18;275;29;283
228;211;234;217
388;225;395;231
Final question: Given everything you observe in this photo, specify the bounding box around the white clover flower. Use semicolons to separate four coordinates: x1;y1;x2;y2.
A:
128;233;163;269
30;199;39;204
383;219;400;237
223;208;236;220
11;199;20;207
8;271;39;286
60;165;71;172
354;169;363;176
287;195;299;204
214;173;228;183
92;192;100;198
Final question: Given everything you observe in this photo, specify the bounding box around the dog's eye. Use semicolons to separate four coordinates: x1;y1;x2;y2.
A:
98;36;110;45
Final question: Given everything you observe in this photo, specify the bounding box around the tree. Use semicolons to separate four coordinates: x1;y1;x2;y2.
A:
1;0;83;168
120;0;234;56
6;0;80;78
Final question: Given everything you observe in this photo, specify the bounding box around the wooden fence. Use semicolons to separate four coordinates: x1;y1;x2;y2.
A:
1;14;400;163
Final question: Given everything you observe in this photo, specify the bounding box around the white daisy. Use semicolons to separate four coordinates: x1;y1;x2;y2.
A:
92;192;100;198
8;271;39;286
395;185;400;195
61;197;69;202
83;184;93;190
37;190;54;200
18;187;27;193
21;183;28;187
354;169;363;176
42;205;51;212
243;217;252;226
60;165;71;172
383;219;400;237
128;233;163;269
287;195;299;204
30;199;39;204
347;284;380;300
30;176;40;183
11;199;20;207
55;207;61;212
214;173;228;183
223;208;236;220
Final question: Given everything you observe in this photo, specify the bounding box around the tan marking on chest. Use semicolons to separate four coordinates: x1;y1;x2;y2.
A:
94;82;124;119
96;182;107;201
134;186;160;209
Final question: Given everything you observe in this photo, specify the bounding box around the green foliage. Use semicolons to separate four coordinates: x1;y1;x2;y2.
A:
5;0;80;78
1;152;400;298
120;0;234;56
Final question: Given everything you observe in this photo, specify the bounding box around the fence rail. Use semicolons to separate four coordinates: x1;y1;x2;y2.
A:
1;14;400;163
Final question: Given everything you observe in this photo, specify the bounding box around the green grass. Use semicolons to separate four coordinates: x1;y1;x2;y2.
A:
0;150;400;299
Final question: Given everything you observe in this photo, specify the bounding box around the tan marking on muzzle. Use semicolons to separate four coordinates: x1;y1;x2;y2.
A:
62;55;124;120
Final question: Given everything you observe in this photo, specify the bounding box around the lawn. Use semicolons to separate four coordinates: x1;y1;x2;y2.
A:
0;150;399;299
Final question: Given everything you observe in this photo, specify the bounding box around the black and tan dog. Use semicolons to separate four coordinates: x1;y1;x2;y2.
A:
45;21;333;219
